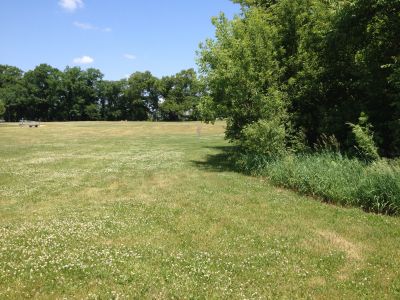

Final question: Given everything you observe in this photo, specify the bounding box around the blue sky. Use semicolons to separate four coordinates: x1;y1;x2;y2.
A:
0;0;240;80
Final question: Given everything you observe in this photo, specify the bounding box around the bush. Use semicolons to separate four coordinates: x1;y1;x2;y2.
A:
239;118;287;158
234;151;272;175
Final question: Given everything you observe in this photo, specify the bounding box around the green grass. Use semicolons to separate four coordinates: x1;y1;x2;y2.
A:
0;122;399;299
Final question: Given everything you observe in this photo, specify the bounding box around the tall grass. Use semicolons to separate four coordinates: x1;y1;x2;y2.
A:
236;152;400;215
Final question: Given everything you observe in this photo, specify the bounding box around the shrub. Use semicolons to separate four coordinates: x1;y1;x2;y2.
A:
234;151;271;175
348;113;380;161
239;118;287;158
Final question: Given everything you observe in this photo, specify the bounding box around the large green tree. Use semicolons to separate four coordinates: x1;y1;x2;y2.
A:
198;7;290;141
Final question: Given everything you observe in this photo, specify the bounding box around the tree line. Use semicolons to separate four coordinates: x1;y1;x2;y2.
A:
0;64;201;122
198;0;400;158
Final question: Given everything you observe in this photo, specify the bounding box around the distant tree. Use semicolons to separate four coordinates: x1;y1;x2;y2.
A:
23;64;63;121
125;71;159;120
0;65;26;121
159;69;201;121
84;103;100;120
82;68;103;120
60;67;104;120
98;80;127;120
0;64;202;123
0;100;5;118
0;65;23;88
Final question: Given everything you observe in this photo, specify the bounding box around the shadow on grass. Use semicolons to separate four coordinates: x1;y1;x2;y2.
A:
191;146;238;173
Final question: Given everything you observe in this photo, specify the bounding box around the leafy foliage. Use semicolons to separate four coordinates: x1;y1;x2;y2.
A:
0;65;26;121
198;0;400;215
198;0;400;157
159;69;200;121
0;100;5;118
0;65;201;122
198;9;286;141
240;118;287;158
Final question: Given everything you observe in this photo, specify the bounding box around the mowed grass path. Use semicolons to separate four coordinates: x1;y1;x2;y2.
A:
0;122;399;299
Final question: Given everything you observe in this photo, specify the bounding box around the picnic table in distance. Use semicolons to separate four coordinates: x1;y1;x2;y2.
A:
19;119;41;128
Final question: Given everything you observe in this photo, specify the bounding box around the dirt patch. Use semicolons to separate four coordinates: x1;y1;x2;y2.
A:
308;276;326;288
317;230;361;261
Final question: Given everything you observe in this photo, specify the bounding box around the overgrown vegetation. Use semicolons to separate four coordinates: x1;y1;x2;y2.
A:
199;0;400;156
236;152;400;215
198;0;400;215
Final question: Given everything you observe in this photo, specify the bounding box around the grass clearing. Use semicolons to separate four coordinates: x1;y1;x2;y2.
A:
1;122;400;299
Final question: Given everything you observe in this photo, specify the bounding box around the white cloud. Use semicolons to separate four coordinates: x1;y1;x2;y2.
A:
59;0;84;12
124;54;136;60
73;22;112;33
73;21;96;30
73;56;94;65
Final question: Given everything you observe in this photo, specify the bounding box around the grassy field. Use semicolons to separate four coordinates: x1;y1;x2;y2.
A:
0;122;399;299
